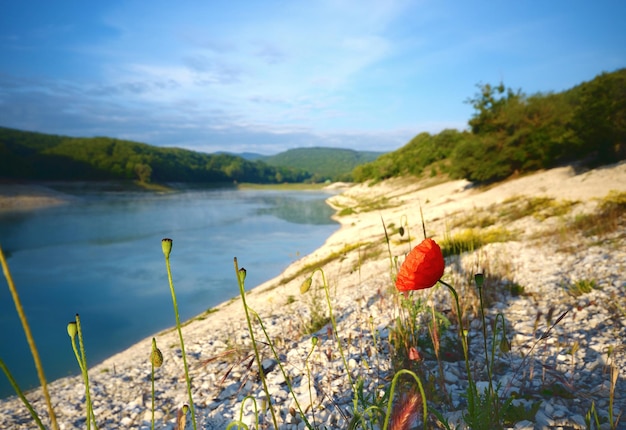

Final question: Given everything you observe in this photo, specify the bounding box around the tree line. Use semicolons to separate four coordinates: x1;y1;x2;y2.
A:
0;129;310;184
354;68;626;183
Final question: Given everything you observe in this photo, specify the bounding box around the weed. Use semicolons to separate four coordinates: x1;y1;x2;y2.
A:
339;207;356;216
569;190;626;237
566;278;599;297
440;227;515;257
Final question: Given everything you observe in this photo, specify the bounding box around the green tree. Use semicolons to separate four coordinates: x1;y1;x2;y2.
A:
134;163;153;182
571;69;626;163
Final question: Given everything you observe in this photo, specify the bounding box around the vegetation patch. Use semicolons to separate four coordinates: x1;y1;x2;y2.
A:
569;190;626;237
566;279;600;297
440;227;516;257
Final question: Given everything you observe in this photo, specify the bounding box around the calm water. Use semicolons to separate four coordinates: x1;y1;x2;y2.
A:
0;187;338;399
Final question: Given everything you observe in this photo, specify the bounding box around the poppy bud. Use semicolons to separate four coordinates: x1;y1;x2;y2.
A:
161;238;173;258
500;335;511;353
396;238;445;292
300;277;313;294
474;273;485;288
151;337;164;368
67;322;77;340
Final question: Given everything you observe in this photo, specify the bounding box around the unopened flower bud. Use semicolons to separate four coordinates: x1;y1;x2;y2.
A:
500;335;511;353
151;338;163;368
300;277;313;294
161;238;173;258
238;267;247;283
67;322;77;340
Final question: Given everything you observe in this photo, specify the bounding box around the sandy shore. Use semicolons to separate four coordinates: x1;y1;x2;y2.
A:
0;184;74;211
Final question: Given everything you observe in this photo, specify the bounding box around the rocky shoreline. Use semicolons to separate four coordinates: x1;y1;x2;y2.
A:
1;163;625;429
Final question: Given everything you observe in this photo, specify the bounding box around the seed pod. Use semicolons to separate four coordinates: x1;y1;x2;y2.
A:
161;238;173;258
238;267;247;283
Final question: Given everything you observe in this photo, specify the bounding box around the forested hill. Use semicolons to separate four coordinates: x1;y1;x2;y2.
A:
0;128;312;184
261;147;382;182
353;67;626;183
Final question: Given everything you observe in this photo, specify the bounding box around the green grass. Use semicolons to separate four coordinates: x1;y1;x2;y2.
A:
569;190;626;237
440;226;516;257
566;279;600;297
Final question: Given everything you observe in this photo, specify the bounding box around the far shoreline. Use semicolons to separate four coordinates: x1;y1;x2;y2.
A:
0;180;351;212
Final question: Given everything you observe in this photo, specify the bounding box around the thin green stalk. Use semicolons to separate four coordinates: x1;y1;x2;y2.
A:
609;363;618;430
150;337;164;430
233;257;280;429
381;216;395;278
418;201;426;240
0;244;59;430
151;360;156;430
238;396;259;429
75;314;98;430
491;313;507;373
225;420;250;430
314;268;354;391
161;239;196;430
382;369;428;430
438;279;478;418
0;357;46;429
305;337;318;427
475;276;495;400
248;308;313;429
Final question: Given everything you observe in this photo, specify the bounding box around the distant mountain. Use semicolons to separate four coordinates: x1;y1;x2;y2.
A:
215;151;267;161
261;147;384;182
0;127;310;184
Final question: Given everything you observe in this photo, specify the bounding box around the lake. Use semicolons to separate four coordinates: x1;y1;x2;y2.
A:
0;186;339;399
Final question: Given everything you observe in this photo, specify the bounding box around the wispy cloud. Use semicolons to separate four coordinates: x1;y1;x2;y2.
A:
1;0;624;153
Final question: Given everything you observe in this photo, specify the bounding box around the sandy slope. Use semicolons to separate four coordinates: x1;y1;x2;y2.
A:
155;161;626;341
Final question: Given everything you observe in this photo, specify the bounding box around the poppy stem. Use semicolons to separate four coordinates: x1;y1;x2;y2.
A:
162;240;197;430
313;267;355;396
437;279;477;404
233;257;280;430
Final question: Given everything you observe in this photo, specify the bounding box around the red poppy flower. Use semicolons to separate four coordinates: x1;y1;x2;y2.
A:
396;238;445;292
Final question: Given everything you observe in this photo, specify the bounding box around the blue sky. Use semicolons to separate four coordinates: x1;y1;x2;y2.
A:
1;1;625;154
